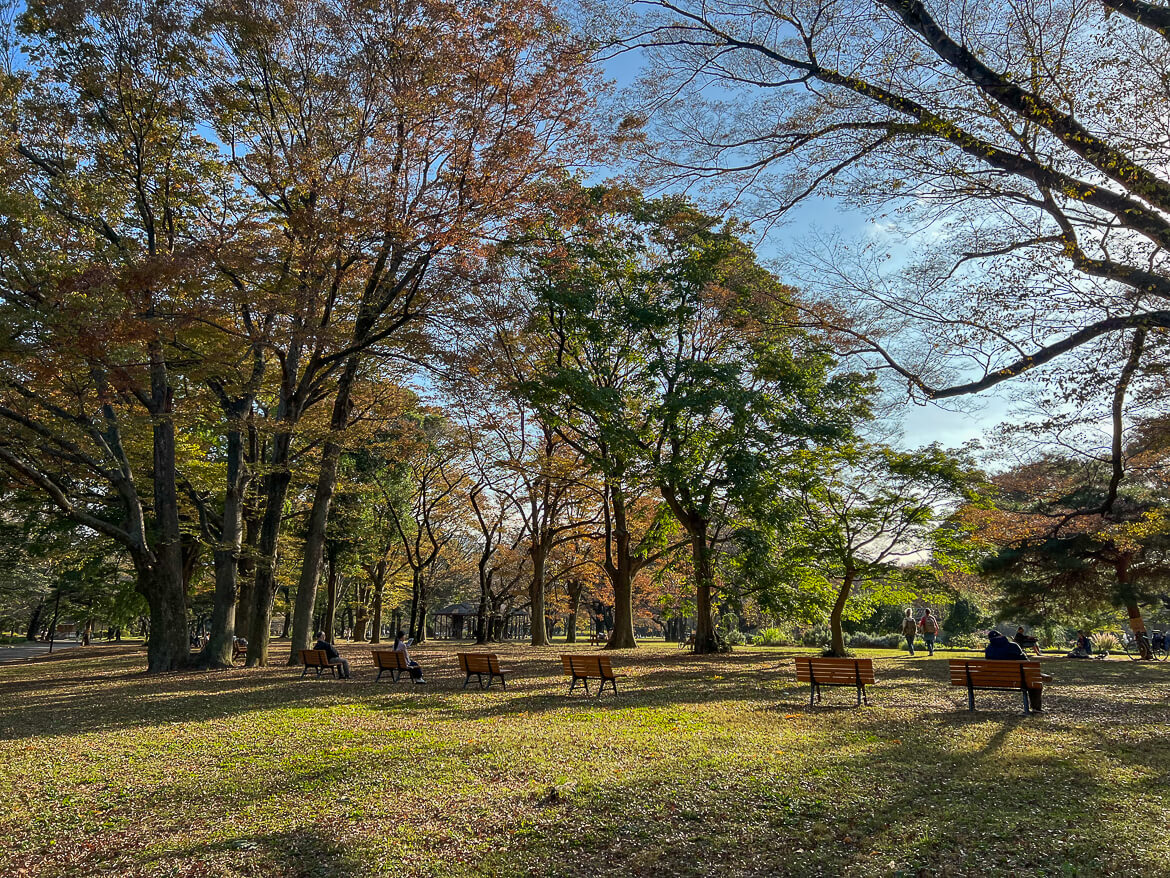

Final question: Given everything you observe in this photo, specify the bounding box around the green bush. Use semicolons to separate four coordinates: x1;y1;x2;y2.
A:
757;627;785;646
800;624;832;648
1090;632;1122;653
946;632;984;650
724;629;746;646
847;631;903;649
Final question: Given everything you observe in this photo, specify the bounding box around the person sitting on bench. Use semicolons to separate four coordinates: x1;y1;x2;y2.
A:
1013;627;1041;656
393;630;425;684
313;631;350;679
985;630;1051;710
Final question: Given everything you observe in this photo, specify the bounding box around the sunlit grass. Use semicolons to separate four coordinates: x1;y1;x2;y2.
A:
1;641;1167;877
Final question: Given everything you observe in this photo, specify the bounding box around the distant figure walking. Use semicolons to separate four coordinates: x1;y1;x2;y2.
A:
918;610;940;656
393;630;425;683
901;609;918;655
313;631;351;679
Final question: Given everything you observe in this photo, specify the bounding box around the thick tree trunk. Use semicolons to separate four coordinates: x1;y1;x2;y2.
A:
690;526;719;654
1126;601;1152;660
370;563;386;644
828;570;853;657
565;579;582;643
246;433;294;666
605;486;638;649
139;562;190;672
529;540;550;647
289;357;359;663
146;358;190;672
200;423;248;668
25;599;44;641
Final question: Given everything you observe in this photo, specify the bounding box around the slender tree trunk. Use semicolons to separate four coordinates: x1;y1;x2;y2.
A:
370;562;386;644
829;569;853;657
605;485;638;649
289;357;360;663
246;432;294;666
529;539;550;647
566;579;582;643
200;422;248;668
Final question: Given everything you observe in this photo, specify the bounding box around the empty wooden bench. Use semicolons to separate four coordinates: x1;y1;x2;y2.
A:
371;649;411;683
588;631;607;646
949;659;1044;713
299;648;339;678
794;656;876;706
457;652;511;689
561;654;624;696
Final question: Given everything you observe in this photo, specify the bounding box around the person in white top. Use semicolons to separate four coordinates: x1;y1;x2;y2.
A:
393;630;425;683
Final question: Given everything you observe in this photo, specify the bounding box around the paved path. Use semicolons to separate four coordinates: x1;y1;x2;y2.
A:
0;641;81;663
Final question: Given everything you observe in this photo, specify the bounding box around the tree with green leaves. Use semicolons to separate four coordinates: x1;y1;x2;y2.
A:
782;443;980;656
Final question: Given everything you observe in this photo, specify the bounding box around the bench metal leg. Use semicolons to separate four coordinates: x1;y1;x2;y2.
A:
375;668;385;683
301;665;310;677
463;673;473;689
967;685;976;711
1021;689;1031;714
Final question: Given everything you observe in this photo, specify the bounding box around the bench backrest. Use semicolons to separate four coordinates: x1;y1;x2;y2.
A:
561;654;615;679
794;656;876;685
948;659;1043;689
300;649;329;667
458;653;500;674
371;649;407;669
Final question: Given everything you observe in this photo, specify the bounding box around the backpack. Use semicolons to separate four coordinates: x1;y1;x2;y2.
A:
922;616;938;634
902;618;917;636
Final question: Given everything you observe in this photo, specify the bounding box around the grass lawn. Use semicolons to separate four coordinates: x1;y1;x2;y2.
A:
1;642;1167;878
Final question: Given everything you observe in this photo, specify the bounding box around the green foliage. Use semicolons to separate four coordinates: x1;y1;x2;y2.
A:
943;597;988;637
756;626;786;646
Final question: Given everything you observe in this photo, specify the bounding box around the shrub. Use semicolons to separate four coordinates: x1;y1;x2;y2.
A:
946;632;983;651
800;624;832;648
756;627;785;646
724;629;746;646
847;631;903;649
1091;632;1122;653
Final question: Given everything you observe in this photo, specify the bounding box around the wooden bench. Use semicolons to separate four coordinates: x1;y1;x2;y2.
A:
371;649;411;683
457;652;511;689
588;631;607;646
299;649;339;678
794;656;876;706
949;659;1044;713
560;654;624;696
232;640;248;662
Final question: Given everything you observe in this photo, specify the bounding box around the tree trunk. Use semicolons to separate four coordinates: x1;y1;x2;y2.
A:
828;570;853;657
605;485;638;649
529;539;550;647
200;422;248;668
370;562;386;644
565;578;582;643
690;526;719;654
146;356;190;672
25;599;44;641
288;357;359;663
246;432;294;666
1126;601;1152;660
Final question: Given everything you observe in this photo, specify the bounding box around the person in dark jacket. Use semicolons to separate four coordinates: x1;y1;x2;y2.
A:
1014;626;1041;656
314;631;350;679
985;630;1049;709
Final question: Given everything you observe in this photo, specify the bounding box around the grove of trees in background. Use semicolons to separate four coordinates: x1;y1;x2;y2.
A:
1;0;1168;671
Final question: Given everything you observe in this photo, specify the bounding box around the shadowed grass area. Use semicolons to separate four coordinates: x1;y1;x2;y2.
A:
1;642;1168;877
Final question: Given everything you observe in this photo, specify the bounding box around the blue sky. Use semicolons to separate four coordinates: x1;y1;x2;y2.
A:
597;46;1011;454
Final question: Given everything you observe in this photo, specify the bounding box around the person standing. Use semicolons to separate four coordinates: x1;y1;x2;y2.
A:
918;609;940;656
901;608;918;655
